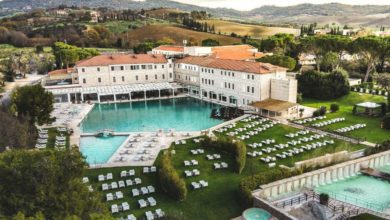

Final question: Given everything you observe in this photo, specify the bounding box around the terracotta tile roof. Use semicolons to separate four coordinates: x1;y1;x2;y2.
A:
76;54;167;67
174;56;287;74
48;68;74;76
153;45;184;52
210;44;265;60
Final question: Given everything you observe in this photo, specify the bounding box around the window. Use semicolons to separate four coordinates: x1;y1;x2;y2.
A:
247;86;250;93
122;76;125;82
97;67;100;72
145;75;148;80
136;75;138;81
169;64;172;68
155;74;157;80
252;87;255;93
252;75;255;80
98;78;101;83
83;79;86;84
202;78;204;84
232;72;235;77
82;68;85;73
111;66;114;71
141;65;146;70
148;65;153;69
154;65;157;69
232;84;235;90
162;65;165;69
120;66;124;71
113;77;116;83
212;80;214;85
169;73;172;78
162;74;165;79
224;82;227;88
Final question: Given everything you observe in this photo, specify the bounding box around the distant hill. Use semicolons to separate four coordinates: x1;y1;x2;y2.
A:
0;0;389;26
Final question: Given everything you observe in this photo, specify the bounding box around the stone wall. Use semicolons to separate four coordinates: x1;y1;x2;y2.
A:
253;150;390;200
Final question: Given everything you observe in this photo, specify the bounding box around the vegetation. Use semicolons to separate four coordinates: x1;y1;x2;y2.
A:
297;68;350;100
382;113;390;130
10;84;54;125
375;73;390;110
52;42;99;69
257;55;296;71
364;140;390;156
0;149;110;219
201;38;219;47
159;153;187;201
330;104;340;113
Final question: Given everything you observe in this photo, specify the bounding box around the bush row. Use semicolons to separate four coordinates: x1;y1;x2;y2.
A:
364;140;390;156
158;153;187;201
200;136;246;174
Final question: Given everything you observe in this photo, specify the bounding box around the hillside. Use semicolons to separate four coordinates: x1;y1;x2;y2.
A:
200;19;300;38
123;24;241;47
0;0;389;26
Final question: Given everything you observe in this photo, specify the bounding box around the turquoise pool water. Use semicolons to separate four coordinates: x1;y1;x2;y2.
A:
242;208;272;220
315;165;390;212
80;136;127;165
81;97;223;133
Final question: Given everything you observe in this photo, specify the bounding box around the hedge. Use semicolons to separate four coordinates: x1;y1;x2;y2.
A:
158;153;187;201
200;137;246;174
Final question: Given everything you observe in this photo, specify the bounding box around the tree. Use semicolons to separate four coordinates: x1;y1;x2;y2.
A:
0;149;110;219
330;104;340;112
352;36;384;83
158;153;187;201
0;58;16;82
375;73;390;111
52;42;99;69
10;84;54;125
201;38;219;46
257;55;297;71
321;52;339;72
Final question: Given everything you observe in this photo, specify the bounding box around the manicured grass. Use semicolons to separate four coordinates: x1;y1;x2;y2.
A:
46;127;70;149
85;117;365;219
301;92;390;143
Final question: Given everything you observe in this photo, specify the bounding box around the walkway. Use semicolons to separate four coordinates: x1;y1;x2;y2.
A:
360;167;390;181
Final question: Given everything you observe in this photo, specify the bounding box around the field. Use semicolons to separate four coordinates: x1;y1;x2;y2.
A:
200;19;300;38
301;92;390;143
93;19;171;34
124;24;241;47
85;117;365;220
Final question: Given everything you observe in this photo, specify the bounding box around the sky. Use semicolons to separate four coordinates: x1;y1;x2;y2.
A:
172;0;390;11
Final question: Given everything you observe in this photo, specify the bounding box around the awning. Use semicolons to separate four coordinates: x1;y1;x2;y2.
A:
250;99;297;112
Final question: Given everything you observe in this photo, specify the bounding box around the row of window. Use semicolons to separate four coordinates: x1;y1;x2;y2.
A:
224;82;235;90
80;64;172;73
221;71;235;77
201;78;215;86
247;86;255;94
201;68;215;74
82;73;173;84
247;74;255;80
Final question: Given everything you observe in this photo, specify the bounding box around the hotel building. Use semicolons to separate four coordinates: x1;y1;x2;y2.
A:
46;52;298;117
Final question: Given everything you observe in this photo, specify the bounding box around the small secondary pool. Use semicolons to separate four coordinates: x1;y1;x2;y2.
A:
315;165;390;212
242;208;272;220
81;97;223;133
80;136;127;165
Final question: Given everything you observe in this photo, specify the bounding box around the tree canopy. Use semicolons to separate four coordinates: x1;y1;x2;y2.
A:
10;84;54;125
52;42;99;69
201;38;220;47
257;55;297;71
0;149;111;219
375;73;390;110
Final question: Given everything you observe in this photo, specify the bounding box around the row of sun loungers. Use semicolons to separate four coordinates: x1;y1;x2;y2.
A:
206;154;221;160
312;117;345;127
295;116;327;124
175;140;187;145
213;162;228;169
193;138;204;143
184;160;198;166
99;173;113;181
285;130;310;138
138;197;157;208
107;191;124;201
184;169;200;177
191;149;205;155
102;178;142;191
111;202;130;213
145;209;165;220
143;166;157;173
132;185;155;196
335;124;366;133
192;180;208;189
247;151;263;157
121;169;136;177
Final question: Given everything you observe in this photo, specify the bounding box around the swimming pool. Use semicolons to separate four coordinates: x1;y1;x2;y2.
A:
242;208;272;220
315;165;390;212
81;97;223;133
80;136;127;165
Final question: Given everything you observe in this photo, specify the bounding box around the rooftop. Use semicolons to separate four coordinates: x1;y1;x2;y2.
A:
76;54;167;67
175;56;287;75
250;99;297;112
48;68;74;76
153;45;184;52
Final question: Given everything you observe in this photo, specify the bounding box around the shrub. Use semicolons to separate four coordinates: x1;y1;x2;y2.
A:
257;55;297;71
297;69;350;100
364;140;390;156
312;110;321;117
319;106;327;116
158;153;187;201
382;113;390;130
319;193;329;205
330;104;339;113
200;137;246;174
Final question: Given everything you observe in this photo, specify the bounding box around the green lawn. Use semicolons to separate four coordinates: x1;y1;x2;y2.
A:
85;117;365;219
95;19;171;34
301;92;390;143
45;127;70;149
